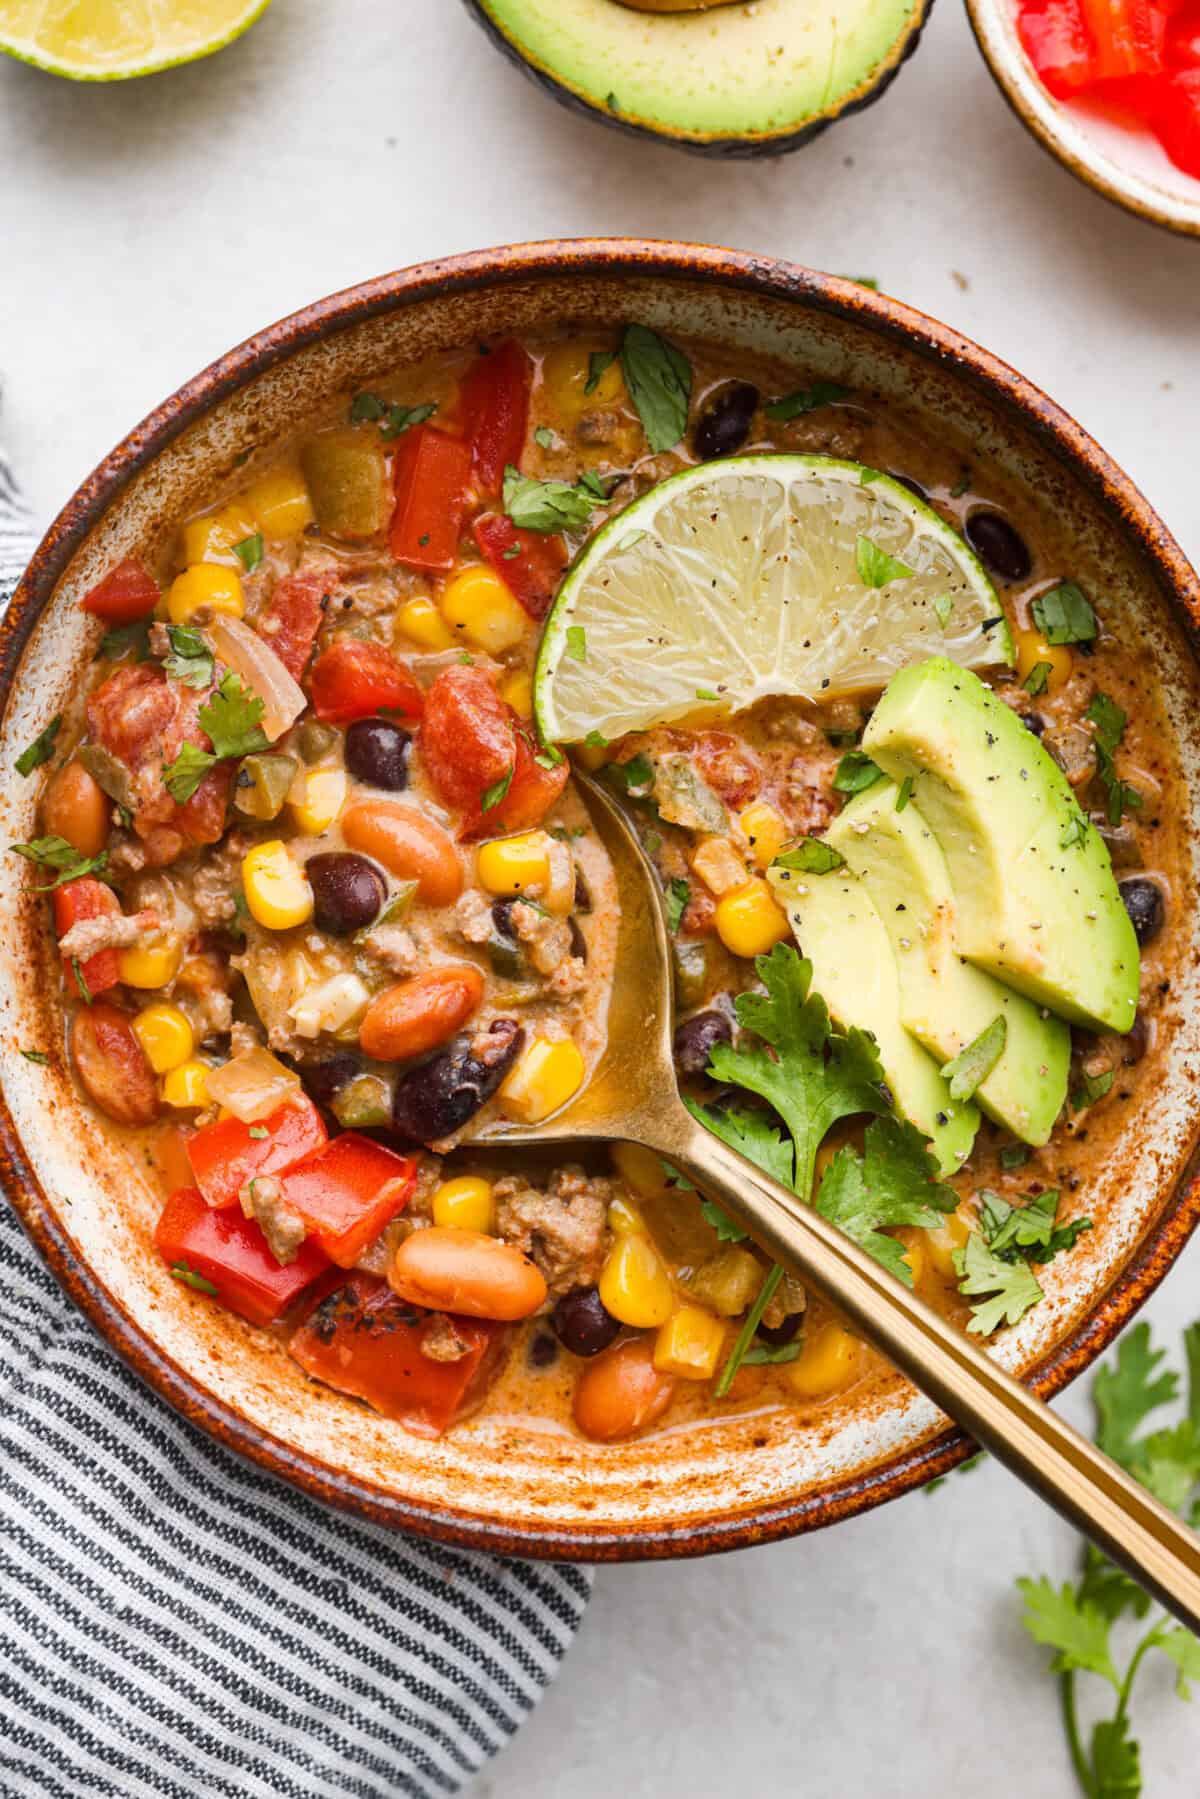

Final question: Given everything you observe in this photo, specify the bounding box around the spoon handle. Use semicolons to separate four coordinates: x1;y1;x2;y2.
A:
661;1111;1200;1633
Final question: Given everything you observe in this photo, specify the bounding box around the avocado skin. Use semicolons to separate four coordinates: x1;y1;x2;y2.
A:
460;0;936;159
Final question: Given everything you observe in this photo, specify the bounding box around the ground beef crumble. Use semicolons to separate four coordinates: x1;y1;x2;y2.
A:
494;1166;612;1301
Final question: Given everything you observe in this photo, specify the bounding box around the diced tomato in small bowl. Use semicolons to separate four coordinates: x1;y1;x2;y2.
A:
156;1186;330;1327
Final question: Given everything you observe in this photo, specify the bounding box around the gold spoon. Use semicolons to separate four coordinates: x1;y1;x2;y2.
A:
482;773;1200;1630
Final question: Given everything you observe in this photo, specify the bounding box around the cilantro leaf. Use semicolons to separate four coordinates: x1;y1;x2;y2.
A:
585;350;618;395
1089;1715;1142;1797
764;380;850;422
833;751;883;795
941;1016;1007;1102
815;1117;954;1287
856;535;915;588
954;1228;1044;1334
686;1100;794;1201
933;593;954;628
162;623;215;689
349;391;386;423
480;765;514;813
1023;660;1053;696
610;751;653;794
1032;580;1098;645
565;624;587;663
1156;1626;1200;1700
232;532;263;574
19;1049;49;1066
1072;1068;1115;1111
503;465;601;532
1060;809;1089;850
16;715;62;777
619;325;692;454
379;401;437;440
170;1261;219;1296
9;836;108;892
664;877;690;934
699;1196;747;1243
533;425;557;451
1093;1322;1178;1470
162;742;218;805
741;1341;803;1366
201;672;269;760
1017;1577;1120;1688
772;837;845;874
1087;691;1141;825
99;618;151;661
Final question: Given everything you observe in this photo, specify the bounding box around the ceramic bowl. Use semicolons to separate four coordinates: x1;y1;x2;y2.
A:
2;241;1199;1560
968;0;1200;238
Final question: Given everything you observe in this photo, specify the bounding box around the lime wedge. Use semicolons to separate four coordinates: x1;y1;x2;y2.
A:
0;0;271;79
535;455;1011;745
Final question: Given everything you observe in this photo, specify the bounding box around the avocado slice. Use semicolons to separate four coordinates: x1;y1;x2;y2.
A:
463;0;933;158
863;658;1139;1034
826;781;1071;1145
767;861;979;1175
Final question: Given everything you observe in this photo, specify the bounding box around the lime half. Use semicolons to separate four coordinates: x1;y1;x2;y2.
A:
0;0;271;79
535;455;1011;745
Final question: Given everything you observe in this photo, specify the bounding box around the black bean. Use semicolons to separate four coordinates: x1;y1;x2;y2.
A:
890;472;928;502
491;898;518;938
757;1312;803;1348
552;1286;621;1358
391;1019;524;1143
568;917;587;962
673;1009;732;1078
693;382;759;461
306;851;388;936
1119;878;1165;946
528;1332;559;1370
574;868;592;913
965;511;1032;582
298;1052;361;1110
1023;711;1047;737
345;718;412;791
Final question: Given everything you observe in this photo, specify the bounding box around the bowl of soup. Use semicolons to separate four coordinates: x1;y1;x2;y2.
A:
1;240;1198;1558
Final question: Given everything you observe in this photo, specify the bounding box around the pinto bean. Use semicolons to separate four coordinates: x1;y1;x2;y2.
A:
359;966;485;1062
70;1002;158;1126
341;801;462;906
572;1336;676;1442
42;759;111;858
389;1227;547;1320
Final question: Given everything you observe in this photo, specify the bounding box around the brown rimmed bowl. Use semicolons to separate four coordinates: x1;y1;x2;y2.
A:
2;240;1199;1561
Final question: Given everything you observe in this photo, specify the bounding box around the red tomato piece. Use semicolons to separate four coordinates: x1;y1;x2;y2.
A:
86;661;225;861
460;340;532;498
1168;6;1200;61
1078;0;1165;77
694;732;763;809
52;876;122;994
176;763;234;848
1017;0;1100;92
260;567;330;681
388;426;472;572
277;1134;416;1268
473;512;567;621
1153;67;1200;170
288;1272;509;1437
462;728;568;839
309;638;424;725
80;560;161;626
186;1095;328;1211
420;664;516;813
156;1186;330;1326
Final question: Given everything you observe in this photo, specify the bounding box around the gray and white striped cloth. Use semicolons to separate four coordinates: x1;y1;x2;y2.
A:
0;439;591;1798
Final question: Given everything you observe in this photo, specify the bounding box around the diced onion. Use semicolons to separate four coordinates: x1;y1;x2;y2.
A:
288;973;371;1040
208;615;306;742
204;1047;301;1123
543;838;576;916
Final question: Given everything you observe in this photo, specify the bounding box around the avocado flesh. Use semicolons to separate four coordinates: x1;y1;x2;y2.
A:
863;658;1139;1034
826;782;1071;1145
767;862;979;1175
472;0;927;145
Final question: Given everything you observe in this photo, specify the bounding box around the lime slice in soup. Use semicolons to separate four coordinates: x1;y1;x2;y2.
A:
0;0;271;79
535;454;1011;745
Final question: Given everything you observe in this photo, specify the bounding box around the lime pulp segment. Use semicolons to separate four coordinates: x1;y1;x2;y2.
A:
0;0;271;78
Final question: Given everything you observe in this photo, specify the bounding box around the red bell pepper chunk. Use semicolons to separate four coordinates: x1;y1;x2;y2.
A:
473;512;567;621
259;567;330;680
278;1133;417;1268
1153;67;1200;171
388;426;472;571
460;340;532;499
52;877;122;995
186;1094;328;1210
80;560;161;626
309;638;424;725
156;1186;330;1326
1168;7;1200;64
1017;0;1101;93
1078;0;1165;78
289;1273;509;1437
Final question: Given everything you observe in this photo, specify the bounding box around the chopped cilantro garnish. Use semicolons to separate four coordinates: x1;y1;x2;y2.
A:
72;957;93;1005
764;380;851;422
1072;1067;1115;1111
16;715;63;778
833;751;883;795
856;535;915;588
162;673;268;802
503;466;601;533
695;687;718;702
99;619;152;662
480;765;514;813
895;775;915;811
741;1341;803;1366
533;425;557;451
612;751;654;793
564;625;587;663
19;1049;49;1066
1060;810;1088;850
9;836;108;892
585;350;618;395
773;837;845;875
999;1143;1031;1171
170;1261;219;1295
379;402;436;440
1086;690;1141;826
1032;580;1098;645
162;623;215;689
1023;660;1053;697
619;325;692;454
940;1015;1007;1102
232;533;264;574
247;1126;269;1141
583;730;609;750
349;391;386;423
663;877;690;934
933;593;954;629
954;1229;1044;1334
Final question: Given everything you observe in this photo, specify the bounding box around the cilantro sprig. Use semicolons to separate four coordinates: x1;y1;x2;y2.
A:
1086;690;1142;827
1017;1319;1200;1798
9;836;108;892
162;672;269;803
503;466;604;533
619;325;692;454
953;1187;1092;1335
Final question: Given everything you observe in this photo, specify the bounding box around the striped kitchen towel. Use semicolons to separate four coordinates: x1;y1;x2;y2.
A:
0;436;591;1799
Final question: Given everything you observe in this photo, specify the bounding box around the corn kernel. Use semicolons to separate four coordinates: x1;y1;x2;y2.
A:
166;563;244;625
925;1208;973;1279
599;1231;674;1328
691;837;749;897
161;1059;212;1110
289;767;347;836
539;343;625;421
654;1304;727;1380
901;1232;927;1288
498;669;534;718
499;1036;586;1124
181;502;258;569
476;831;551;897
786;1322;862;1400
1014;625;1073;694
432;1176;496;1234
241;840;313;930
440;565;529;654
739;802;789;870
714;879;790;959
607;1192;648;1236
611;1141;672;1200
132;1004;195;1074
118;942;182;989
396;594;456;652
244;466;314;541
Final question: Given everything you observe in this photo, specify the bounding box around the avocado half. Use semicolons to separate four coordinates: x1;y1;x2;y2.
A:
462;0;935;158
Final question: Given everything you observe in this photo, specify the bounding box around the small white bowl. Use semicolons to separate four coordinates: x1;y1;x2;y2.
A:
967;0;1200;238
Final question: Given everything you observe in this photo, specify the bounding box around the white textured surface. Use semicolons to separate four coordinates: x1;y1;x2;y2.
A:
1;1;1198;1793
